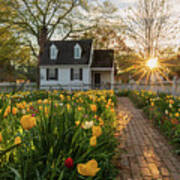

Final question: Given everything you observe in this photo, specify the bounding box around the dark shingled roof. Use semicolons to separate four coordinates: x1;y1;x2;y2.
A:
40;39;93;65
91;50;114;68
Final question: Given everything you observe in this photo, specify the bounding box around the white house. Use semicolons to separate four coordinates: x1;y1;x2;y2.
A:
39;39;114;90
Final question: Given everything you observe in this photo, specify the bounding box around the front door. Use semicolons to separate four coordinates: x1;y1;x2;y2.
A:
94;73;101;88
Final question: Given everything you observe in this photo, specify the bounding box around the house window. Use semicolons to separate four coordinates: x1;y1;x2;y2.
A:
50;44;58;60
74;69;80;80
74;44;82;59
47;68;58;80
70;68;83;81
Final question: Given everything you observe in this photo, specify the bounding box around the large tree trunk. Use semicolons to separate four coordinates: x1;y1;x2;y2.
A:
37;26;48;88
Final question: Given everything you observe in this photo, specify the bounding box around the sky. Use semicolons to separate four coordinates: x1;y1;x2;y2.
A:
110;0;180;15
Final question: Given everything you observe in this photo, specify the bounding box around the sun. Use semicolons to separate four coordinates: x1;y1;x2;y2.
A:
146;58;158;69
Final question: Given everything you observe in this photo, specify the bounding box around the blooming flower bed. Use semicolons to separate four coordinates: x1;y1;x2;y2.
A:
0;90;118;179
117;90;180;154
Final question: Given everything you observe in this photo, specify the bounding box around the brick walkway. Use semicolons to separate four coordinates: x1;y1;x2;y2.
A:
115;97;180;180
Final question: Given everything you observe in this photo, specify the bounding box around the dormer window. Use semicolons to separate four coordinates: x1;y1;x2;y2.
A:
50;44;58;60
74;44;82;59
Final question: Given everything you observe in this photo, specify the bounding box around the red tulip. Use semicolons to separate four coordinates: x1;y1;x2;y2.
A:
64;157;74;168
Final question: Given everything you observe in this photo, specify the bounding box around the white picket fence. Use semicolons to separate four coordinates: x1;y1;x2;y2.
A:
114;81;180;96
0;81;179;95
0;82;37;92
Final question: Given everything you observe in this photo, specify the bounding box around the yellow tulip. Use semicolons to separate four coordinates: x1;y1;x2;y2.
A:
77;159;100;177
169;99;174;104
43;99;48;104
67;96;71;101
92;126;102;137
0;132;3;142
90;104;97;112
67;104;71;110
90;136;97;146
12;107;18;115
175;112;179;118
106;104;109;109
75;121;80;126
59;94;64;100
99;118;104;126
37;99;42;104
20;115;36;130
78;106;82;111
39;106;43;111
14;136;21;145
45;107;49;115
4;106;11;117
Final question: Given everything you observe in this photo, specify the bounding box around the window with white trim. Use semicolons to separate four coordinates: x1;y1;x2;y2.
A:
74;44;82;59
50;44;58;60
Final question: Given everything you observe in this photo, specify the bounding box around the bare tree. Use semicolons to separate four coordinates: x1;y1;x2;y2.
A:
121;0;180;59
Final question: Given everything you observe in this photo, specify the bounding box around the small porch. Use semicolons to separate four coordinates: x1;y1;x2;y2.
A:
91;68;114;89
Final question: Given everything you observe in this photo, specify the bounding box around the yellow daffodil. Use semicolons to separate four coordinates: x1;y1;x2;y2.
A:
77;159;100;177
20;114;36;130
90;136;97;146
92;126;102;137
14;136;21;145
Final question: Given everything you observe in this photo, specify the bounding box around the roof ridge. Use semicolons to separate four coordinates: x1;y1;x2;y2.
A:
48;39;93;43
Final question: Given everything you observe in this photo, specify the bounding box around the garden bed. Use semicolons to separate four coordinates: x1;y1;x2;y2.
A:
0;90;118;179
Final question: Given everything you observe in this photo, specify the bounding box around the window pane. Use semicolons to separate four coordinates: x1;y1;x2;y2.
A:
74;46;81;59
73;68;80;80
49;69;56;78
